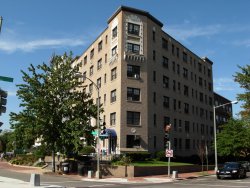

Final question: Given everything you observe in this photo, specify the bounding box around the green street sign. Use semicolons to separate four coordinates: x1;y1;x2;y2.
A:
0;76;14;82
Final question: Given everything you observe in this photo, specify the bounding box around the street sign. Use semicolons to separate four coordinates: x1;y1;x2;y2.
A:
0;76;14;82
166;149;173;157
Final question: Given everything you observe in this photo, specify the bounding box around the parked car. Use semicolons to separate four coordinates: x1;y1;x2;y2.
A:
217;162;247;179
238;161;250;172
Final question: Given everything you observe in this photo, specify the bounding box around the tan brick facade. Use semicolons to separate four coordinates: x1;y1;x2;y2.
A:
75;6;214;157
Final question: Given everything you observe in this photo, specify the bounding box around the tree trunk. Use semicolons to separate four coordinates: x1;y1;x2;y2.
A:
52;150;56;172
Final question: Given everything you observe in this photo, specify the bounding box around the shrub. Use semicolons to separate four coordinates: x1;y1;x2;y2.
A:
125;152;151;162
80;146;95;155
156;150;167;161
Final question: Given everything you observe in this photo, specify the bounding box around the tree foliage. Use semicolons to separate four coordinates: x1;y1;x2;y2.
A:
10;52;97;156
234;65;250;119
217;119;250;159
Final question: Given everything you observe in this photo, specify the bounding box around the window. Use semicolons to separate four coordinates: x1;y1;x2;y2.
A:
127;87;140;101
162;56;169;68
84;55;87;65
153;92;156;103
184;85;189;96
112;46;117;56
198;62;202;72
163;96;170;108
184;103;189;114
153;114;157;126
164;116;170;126
83;71;86;81
179;120;182;132
154;136;157;148
97;77;101;88
185;121;190;133
104;74;106;83
177;47;179;58
183;68;188;78
127;135;140;148
112;26;117;38
90;49;94;59
127;111;140;125
104;94;106;105
173;99;176;110
177;64;180;75
173;80;176;91
183;52;187;62
172;61;175;72
127;43;140;54
152;30;155;41
153;50;156;60
89;66;94;76
199;92;204;102
104;35;108;45
199;77;203;87
153;71;156;82
162;38;168;49
128;23;140;36
172;44;175;55
98;41;102;51
110;112;116;125
111;89;116;103
111;67;117;80
208;82;212;91
97;58;102;70
127;65;140;78
89;83;93;94
185;139;190;150
163;76;169;88
208;68;211;77
105;54;107;63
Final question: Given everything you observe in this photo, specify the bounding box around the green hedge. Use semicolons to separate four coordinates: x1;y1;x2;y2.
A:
125;152;151;161
10;154;38;166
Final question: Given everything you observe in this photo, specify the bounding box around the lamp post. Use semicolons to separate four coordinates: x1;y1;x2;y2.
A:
76;73;101;179
0;16;3;33
213;100;238;172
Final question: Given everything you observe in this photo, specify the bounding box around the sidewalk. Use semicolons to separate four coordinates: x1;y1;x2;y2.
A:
0;160;215;186
81;170;215;183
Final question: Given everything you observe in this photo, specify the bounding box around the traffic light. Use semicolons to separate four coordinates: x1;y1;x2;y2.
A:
0;89;7;115
101;122;106;134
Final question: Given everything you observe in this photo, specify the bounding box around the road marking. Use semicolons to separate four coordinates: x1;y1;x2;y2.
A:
174;182;249;187
88;184;115;187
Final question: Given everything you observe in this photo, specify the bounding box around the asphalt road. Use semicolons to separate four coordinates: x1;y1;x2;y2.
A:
0;163;249;188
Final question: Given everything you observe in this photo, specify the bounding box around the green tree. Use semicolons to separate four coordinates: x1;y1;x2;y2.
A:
234;65;250;119
10;52;98;171
217;119;250;159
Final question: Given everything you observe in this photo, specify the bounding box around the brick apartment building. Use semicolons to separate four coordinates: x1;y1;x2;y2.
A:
73;6;218;157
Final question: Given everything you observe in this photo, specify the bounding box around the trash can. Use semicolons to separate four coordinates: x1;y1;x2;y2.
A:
78;163;85;176
61;162;69;174
172;171;178;179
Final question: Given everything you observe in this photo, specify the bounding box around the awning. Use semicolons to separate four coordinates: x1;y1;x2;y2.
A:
91;129;117;137
100;129;117;138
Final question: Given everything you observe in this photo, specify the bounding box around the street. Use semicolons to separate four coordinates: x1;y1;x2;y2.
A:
0;165;249;188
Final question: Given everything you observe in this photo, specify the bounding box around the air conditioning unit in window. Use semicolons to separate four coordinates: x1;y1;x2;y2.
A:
127;97;133;101
134;74;140;79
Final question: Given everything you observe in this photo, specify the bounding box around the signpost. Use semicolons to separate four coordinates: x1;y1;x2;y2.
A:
166;142;173;177
0;76;14;83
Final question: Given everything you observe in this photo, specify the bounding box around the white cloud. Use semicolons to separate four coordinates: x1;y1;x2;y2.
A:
164;24;222;41
0;38;86;53
213;77;238;92
164;22;250;43
232;39;250;47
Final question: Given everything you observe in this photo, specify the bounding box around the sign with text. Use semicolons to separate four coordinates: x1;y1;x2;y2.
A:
166;149;173;158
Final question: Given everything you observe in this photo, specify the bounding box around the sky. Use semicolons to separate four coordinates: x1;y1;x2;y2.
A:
0;0;249;130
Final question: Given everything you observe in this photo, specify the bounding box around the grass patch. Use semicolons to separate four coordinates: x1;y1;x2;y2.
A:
130;161;193;167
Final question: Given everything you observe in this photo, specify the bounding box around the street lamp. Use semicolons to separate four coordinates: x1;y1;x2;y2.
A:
76;73;101;179
213;100;238;172
0;16;3;33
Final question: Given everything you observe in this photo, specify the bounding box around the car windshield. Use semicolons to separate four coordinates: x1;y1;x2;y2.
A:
224;163;239;169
